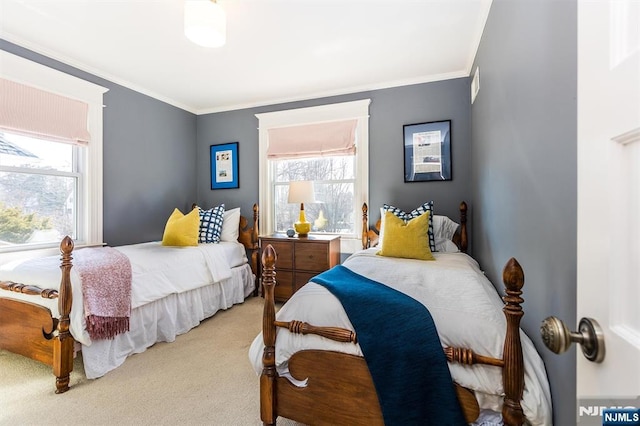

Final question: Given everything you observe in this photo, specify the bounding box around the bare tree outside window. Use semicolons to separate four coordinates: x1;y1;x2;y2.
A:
0;133;77;246
273;156;356;235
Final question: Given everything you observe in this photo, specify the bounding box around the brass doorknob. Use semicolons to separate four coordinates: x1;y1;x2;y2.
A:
540;316;605;363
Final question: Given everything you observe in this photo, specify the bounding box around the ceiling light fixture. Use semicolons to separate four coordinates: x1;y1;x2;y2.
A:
184;0;226;48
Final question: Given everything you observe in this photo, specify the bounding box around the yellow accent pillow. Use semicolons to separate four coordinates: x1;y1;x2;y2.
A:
161;208;200;246
377;211;435;261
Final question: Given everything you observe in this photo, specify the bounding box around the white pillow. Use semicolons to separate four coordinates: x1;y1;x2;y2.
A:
432;215;459;241
433;215;460;253
377;207;385;246
220;208;241;242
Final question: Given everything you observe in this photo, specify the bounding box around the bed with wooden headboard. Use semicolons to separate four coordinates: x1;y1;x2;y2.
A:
249;201;552;425
0;204;259;393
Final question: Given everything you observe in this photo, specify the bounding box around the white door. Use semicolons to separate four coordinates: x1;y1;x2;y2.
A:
577;0;640;424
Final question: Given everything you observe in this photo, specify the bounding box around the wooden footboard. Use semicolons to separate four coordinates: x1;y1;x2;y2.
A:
0;236;75;394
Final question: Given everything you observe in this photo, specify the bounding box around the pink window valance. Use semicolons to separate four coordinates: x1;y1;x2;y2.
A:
267;119;357;160
0;78;91;145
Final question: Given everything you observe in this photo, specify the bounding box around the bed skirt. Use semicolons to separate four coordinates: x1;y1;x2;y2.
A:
81;263;254;379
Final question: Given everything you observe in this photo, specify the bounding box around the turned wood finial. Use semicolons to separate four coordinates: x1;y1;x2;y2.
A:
60;236;74;258
503;257;525;294
262;244;277;275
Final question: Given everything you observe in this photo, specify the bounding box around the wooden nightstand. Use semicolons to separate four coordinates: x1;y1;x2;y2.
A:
259;234;340;302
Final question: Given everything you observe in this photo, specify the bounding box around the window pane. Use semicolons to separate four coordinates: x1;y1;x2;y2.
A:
0;132;73;172
0;171;76;245
273;155;357;235
274;156;355;182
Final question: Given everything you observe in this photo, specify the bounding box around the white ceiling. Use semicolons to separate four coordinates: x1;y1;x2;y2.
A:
0;0;492;114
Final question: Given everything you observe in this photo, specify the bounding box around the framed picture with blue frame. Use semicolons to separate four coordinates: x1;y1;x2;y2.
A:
210;142;239;189
403;120;452;182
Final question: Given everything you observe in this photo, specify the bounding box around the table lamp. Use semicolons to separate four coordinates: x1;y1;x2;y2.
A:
288;181;317;237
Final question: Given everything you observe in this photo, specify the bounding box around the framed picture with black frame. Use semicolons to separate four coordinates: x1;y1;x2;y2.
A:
403;120;452;182
210;142;239;189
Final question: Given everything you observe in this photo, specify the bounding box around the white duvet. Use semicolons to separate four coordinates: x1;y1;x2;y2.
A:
0;241;248;346
249;249;552;425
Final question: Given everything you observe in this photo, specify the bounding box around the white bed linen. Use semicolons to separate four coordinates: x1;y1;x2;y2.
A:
0;241;248;346
83;262;254;378
249;249;552;426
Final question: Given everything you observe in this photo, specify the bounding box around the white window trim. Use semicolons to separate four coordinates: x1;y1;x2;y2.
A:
256;99;370;254
0;50;108;261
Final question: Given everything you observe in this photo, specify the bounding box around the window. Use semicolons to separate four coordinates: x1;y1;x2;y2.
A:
0;51;107;255
257;99;370;253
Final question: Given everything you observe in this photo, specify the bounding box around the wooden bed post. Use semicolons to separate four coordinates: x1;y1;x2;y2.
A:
238;203;260;295
458;201;468;253
260;244;277;425
54;236;74;393
501;257;525;425
251;204;260;294
362;203;369;249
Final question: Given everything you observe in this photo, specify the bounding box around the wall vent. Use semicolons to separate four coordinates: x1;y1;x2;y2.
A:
471;66;480;104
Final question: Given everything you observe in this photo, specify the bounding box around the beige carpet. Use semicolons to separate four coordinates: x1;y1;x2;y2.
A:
0;296;303;426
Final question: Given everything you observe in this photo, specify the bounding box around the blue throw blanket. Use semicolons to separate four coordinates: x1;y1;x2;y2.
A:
311;265;466;426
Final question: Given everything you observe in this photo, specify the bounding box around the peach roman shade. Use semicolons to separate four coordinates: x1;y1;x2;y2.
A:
0;78;91;145
267;119;357;160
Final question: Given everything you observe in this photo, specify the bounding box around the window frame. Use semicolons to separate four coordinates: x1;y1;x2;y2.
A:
0;50;108;260
256;99;370;253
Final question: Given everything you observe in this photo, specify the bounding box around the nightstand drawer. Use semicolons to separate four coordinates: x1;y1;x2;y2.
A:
274;270;294;302
295;243;329;272
266;241;293;269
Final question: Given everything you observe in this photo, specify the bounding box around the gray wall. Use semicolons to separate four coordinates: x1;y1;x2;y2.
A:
1;40;197;246
196;78;472;236
471;1;577;425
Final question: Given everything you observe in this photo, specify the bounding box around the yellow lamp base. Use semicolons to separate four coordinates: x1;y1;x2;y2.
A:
294;221;311;237
294;208;311;237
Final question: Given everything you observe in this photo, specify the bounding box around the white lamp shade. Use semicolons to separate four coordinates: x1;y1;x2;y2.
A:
288;181;317;204
184;1;226;48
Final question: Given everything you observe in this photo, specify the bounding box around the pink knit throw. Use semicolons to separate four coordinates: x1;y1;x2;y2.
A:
74;247;132;340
